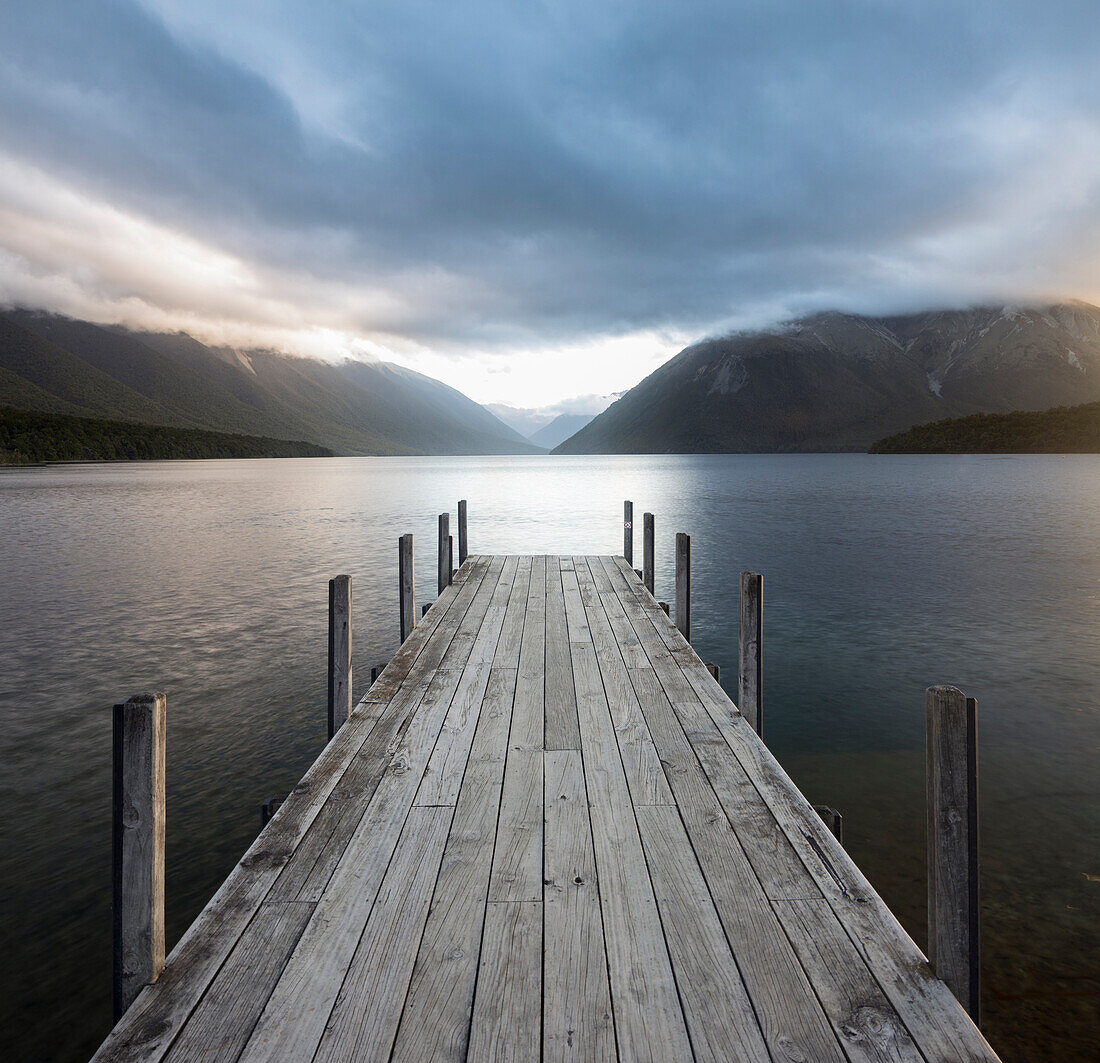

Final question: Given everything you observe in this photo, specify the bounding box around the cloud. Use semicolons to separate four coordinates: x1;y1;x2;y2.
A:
1;0;1100;403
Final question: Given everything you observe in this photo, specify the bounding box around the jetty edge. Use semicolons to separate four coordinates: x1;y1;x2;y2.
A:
95;501;998;1062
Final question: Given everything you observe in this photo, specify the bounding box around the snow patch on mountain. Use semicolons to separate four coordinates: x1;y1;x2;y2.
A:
708;357;749;396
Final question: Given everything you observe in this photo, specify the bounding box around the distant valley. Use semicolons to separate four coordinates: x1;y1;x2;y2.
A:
487;404;597;449
0;310;541;456
555;303;1100;453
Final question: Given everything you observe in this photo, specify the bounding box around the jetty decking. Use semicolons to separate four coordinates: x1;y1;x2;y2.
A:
94;554;1000;1063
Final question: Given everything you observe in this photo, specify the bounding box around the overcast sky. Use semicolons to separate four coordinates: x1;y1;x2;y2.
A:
1;1;1099;407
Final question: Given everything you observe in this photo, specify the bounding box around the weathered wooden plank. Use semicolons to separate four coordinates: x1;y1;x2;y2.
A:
774;898;924;1063
91;674;407;1063
635;806;771;1063
543;750;615;1063
312;807;452;1063
592;574;649;669
575;558;673;805
622;665;841;1060
675;799;846;1060
512;554;546;750
570;639;693;1062
94;552;1002;1063
488;748;543;902
466;902;542;1062
162;901;314;1063
438;555;508;673
560;564;590;644
414;560;516;806
390;666;518;1063
113;693;166;1020
544;557;581;750
236;662;468;1063
362;556;486;704
267;680;434;902
601;557;817;898
269;559;498;901
493;555;533;667
671;626;999;1060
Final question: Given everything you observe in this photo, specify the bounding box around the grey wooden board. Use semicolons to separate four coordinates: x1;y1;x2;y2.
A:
390;665;519;1063
92;555;1000;1063
544;557;581;750
543;749;615;1063
466;902;542;1062
774;898;925;1063
635;806;772;1063
312;807;452;1063
162;901;314;1063
574;557;673;805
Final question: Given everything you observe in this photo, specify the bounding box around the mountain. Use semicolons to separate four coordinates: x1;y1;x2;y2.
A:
528;413;595;449
555;303;1100;453
485;403;556;438
870;400;1100;453
0;310;540;455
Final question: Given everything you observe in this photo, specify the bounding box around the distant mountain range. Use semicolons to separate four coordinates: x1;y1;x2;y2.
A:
555;303;1100;453
528;413;595;449
0;310;540;455
487;403;597;448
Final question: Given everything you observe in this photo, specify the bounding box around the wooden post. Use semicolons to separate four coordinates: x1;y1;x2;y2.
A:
458;499;468;565
643;512;655;595
370;664;387;684
623;500;633;566
705;662;720;682
675;532;690;642
659;601;669;616
926;685;981;1022
113;692;166;1020
261;795;285;828
328;575;352;741
449;535;455;582
399;533;415;643
438;513;450;596
739;572;763;738
421;603;431;618
813;805;843;843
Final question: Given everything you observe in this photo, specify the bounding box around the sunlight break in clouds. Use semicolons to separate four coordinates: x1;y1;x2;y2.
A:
2;0;1100;405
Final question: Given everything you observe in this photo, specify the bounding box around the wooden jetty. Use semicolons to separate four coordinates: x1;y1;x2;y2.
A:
95;526;999;1060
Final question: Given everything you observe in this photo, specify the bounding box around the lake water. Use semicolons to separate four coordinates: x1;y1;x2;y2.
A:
1;454;1097;1062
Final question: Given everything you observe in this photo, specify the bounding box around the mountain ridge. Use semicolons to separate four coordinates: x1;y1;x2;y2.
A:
0;309;540;456
554;303;1100;453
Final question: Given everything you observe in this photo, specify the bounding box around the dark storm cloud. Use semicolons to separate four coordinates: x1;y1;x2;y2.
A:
1;0;1100;350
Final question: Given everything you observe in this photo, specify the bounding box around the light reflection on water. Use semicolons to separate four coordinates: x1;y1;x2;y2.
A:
1;454;1097;1061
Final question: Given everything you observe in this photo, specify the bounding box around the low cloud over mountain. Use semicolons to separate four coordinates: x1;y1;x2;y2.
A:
556;303;1100;453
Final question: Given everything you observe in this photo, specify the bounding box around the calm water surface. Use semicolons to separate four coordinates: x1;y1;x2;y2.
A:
1;454;1097;1062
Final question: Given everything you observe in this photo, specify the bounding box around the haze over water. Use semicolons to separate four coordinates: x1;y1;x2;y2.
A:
1;454;1097;1062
